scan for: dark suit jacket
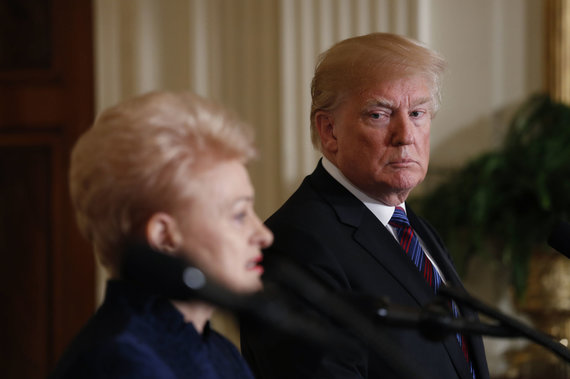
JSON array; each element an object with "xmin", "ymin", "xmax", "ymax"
[{"xmin": 241, "ymin": 161, "xmax": 489, "ymax": 379}]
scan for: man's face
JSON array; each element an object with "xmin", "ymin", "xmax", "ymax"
[{"xmin": 324, "ymin": 75, "xmax": 433, "ymax": 205}]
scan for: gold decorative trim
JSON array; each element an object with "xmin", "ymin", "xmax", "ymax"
[{"xmin": 545, "ymin": 0, "xmax": 570, "ymax": 104}]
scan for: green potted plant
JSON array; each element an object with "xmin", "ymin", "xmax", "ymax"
[{"xmin": 417, "ymin": 94, "xmax": 570, "ymax": 298}]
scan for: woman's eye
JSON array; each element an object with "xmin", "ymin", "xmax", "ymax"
[{"xmin": 234, "ymin": 212, "xmax": 247, "ymax": 223}]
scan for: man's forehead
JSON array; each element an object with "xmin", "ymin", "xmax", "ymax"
[{"xmin": 355, "ymin": 73, "xmax": 428, "ymax": 98}]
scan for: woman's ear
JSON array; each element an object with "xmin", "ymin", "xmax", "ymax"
[
  {"xmin": 314, "ymin": 111, "xmax": 338, "ymax": 154},
  {"xmin": 145, "ymin": 212, "xmax": 183, "ymax": 255}
]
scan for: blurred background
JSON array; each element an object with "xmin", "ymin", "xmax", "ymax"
[{"xmin": 2, "ymin": 0, "xmax": 568, "ymax": 378}]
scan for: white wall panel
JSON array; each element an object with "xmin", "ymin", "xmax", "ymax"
[
  {"xmin": 276, "ymin": 0, "xmax": 417, "ymax": 194},
  {"xmin": 94, "ymin": 0, "xmax": 432, "ymax": 213}
]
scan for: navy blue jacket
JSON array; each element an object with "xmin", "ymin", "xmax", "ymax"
[{"xmin": 52, "ymin": 280, "xmax": 254, "ymax": 379}]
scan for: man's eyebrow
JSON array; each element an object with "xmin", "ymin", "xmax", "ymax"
[
  {"xmin": 364, "ymin": 97, "xmax": 433, "ymax": 109},
  {"xmin": 410, "ymin": 97, "xmax": 433, "ymax": 107},
  {"xmin": 363, "ymin": 96, "xmax": 433, "ymax": 112},
  {"xmin": 364, "ymin": 98, "xmax": 394, "ymax": 108}
]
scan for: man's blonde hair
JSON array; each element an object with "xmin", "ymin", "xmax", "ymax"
[
  {"xmin": 310, "ymin": 33, "xmax": 447, "ymax": 150},
  {"xmin": 69, "ymin": 91, "xmax": 255, "ymax": 274}
]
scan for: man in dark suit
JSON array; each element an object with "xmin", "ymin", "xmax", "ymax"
[{"xmin": 240, "ymin": 33, "xmax": 489, "ymax": 379}]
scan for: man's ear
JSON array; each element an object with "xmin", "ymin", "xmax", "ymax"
[
  {"xmin": 314, "ymin": 111, "xmax": 338, "ymax": 154},
  {"xmin": 145, "ymin": 213, "xmax": 183, "ymax": 255}
]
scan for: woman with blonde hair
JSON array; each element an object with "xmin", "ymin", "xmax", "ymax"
[{"xmin": 51, "ymin": 91, "xmax": 273, "ymax": 378}]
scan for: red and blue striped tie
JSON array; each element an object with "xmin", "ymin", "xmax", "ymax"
[{"xmin": 389, "ymin": 207, "xmax": 475, "ymax": 378}]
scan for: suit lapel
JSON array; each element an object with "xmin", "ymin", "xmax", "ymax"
[
  {"xmin": 356, "ymin": 209, "xmax": 476, "ymax": 379},
  {"xmin": 352, "ymin": 211, "xmax": 436, "ymax": 304},
  {"xmin": 409, "ymin": 207, "xmax": 489, "ymax": 379},
  {"xmin": 308, "ymin": 163, "xmax": 435, "ymax": 305}
]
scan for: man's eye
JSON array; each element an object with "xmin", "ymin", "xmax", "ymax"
[
  {"xmin": 410, "ymin": 110, "xmax": 424, "ymax": 118},
  {"xmin": 370, "ymin": 112, "xmax": 383, "ymax": 119}
]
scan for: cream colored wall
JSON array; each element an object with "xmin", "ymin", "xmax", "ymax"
[
  {"xmin": 94, "ymin": 0, "xmax": 543, "ymax": 209},
  {"xmin": 93, "ymin": 0, "xmax": 542, "ymax": 375},
  {"xmin": 427, "ymin": 0, "xmax": 543, "ymax": 176}
]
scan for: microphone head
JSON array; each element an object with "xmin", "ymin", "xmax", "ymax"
[
  {"xmin": 120, "ymin": 243, "xmax": 245, "ymax": 307},
  {"xmin": 121, "ymin": 243, "xmax": 198, "ymax": 300},
  {"xmin": 547, "ymin": 221, "xmax": 570, "ymax": 259}
]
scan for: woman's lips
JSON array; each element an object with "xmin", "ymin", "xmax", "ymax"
[{"xmin": 246, "ymin": 255, "xmax": 264, "ymax": 273}]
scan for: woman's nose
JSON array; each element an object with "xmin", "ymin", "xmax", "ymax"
[{"xmin": 252, "ymin": 215, "xmax": 273, "ymax": 248}]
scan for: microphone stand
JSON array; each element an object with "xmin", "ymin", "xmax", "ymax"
[
  {"xmin": 361, "ymin": 293, "xmax": 518, "ymax": 339},
  {"xmin": 360, "ymin": 285, "xmax": 570, "ymax": 363},
  {"xmin": 123, "ymin": 244, "xmax": 433, "ymax": 379},
  {"xmin": 438, "ymin": 286, "xmax": 570, "ymax": 363},
  {"xmin": 123, "ymin": 244, "xmax": 570, "ymax": 376},
  {"xmin": 265, "ymin": 255, "xmax": 570, "ymax": 368}
]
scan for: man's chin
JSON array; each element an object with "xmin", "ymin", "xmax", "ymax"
[{"xmin": 384, "ymin": 173, "xmax": 425, "ymax": 191}]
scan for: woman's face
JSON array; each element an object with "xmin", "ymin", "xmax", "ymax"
[{"xmin": 175, "ymin": 159, "xmax": 273, "ymax": 294}]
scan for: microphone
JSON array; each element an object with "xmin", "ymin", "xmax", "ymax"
[
  {"xmin": 438, "ymin": 286, "xmax": 570, "ymax": 363},
  {"xmin": 120, "ymin": 243, "xmax": 362, "ymax": 354},
  {"xmin": 122, "ymin": 244, "xmax": 432, "ymax": 378},
  {"xmin": 344, "ymin": 290, "xmax": 516, "ymax": 340},
  {"xmin": 548, "ymin": 221, "xmax": 570, "ymax": 258},
  {"xmin": 264, "ymin": 251, "xmax": 570, "ymax": 366},
  {"xmin": 121, "ymin": 242, "xmax": 242, "ymax": 307}
]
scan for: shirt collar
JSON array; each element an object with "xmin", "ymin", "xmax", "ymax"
[{"xmin": 321, "ymin": 156, "xmax": 405, "ymax": 226}]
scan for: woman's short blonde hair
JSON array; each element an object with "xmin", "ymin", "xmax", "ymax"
[
  {"xmin": 310, "ymin": 32, "xmax": 447, "ymax": 149},
  {"xmin": 69, "ymin": 91, "xmax": 255, "ymax": 274}
]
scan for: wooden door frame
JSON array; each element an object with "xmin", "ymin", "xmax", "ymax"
[{"xmin": 0, "ymin": 0, "xmax": 95, "ymax": 372}]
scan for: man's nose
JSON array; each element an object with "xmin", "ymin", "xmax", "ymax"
[{"xmin": 390, "ymin": 114, "xmax": 415, "ymax": 146}]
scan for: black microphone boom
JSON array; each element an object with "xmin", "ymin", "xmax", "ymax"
[
  {"xmin": 121, "ymin": 244, "xmax": 432, "ymax": 379},
  {"xmin": 121, "ymin": 243, "xmax": 245, "ymax": 308},
  {"xmin": 438, "ymin": 286, "xmax": 570, "ymax": 363},
  {"xmin": 120, "ymin": 244, "xmax": 362, "ymax": 358},
  {"xmin": 121, "ymin": 242, "xmax": 570, "ymax": 371},
  {"xmin": 548, "ymin": 221, "xmax": 570, "ymax": 258}
]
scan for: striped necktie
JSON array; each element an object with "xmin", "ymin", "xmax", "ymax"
[{"xmin": 389, "ymin": 207, "xmax": 475, "ymax": 378}]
